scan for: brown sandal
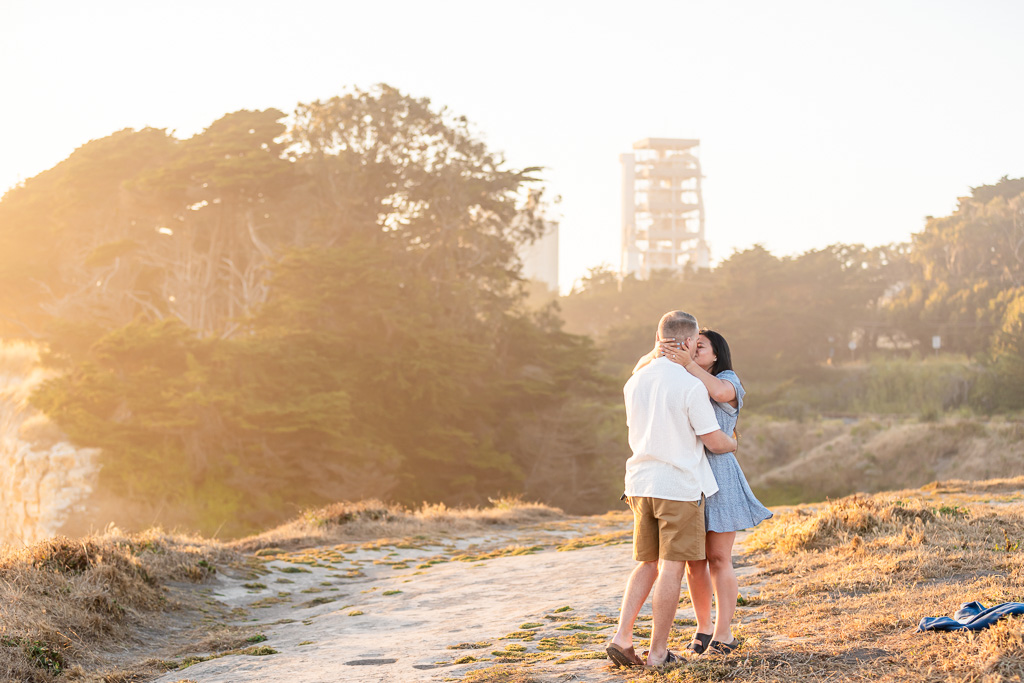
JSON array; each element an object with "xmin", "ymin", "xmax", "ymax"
[{"xmin": 605, "ymin": 642, "xmax": 644, "ymax": 667}]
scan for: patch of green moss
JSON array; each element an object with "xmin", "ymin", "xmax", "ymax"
[
  {"xmin": 250, "ymin": 595, "xmax": 291, "ymax": 609},
  {"xmin": 556, "ymin": 531, "xmax": 631, "ymax": 551},
  {"xmin": 536, "ymin": 633, "xmax": 606, "ymax": 651},
  {"xmin": 447, "ymin": 641, "xmax": 490, "ymax": 650},
  {"xmin": 555, "ymin": 623, "xmax": 608, "ymax": 632},
  {"xmin": 499, "ymin": 631, "xmax": 537, "ymax": 640},
  {"xmin": 452, "ymin": 545, "xmax": 545, "ymax": 562},
  {"xmin": 178, "ymin": 644, "xmax": 278, "ymax": 669},
  {"xmin": 296, "ymin": 596, "xmax": 336, "ymax": 608},
  {"xmin": 554, "ymin": 650, "xmax": 606, "ymax": 664}
]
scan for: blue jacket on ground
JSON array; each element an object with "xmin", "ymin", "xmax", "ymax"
[{"xmin": 918, "ymin": 601, "xmax": 1024, "ymax": 632}]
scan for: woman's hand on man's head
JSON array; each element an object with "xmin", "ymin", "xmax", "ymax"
[{"xmin": 659, "ymin": 339, "xmax": 693, "ymax": 368}]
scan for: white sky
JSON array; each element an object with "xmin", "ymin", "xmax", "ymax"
[{"xmin": 2, "ymin": 0, "xmax": 1023, "ymax": 292}]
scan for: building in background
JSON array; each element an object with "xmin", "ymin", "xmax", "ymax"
[
  {"xmin": 620, "ymin": 138, "xmax": 709, "ymax": 278},
  {"xmin": 519, "ymin": 220, "xmax": 559, "ymax": 293}
]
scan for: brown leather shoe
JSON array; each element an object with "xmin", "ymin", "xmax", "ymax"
[{"xmin": 605, "ymin": 642, "xmax": 644, "ymax": 667}]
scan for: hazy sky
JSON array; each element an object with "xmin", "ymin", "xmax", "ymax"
[{"xmin": 2, "ymin": 0, "xmax": 1023, "ymax": 291}]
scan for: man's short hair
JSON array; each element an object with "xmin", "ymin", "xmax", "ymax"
[{"xmin": 658, "ymin": 311, "xmax": 698, "ymax": 342}]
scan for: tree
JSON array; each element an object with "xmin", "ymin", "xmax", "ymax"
[
  {"xmin": 127, "ymin": 109, "xmax": 297, "ymax": 337},
  {"xmin": 2, "ymin": 86, "xmax": 551, "ymax": 344},
  {"xmin": 0, "ymin": 112, "xmax": 300, "ymax": 342},
  {"xmin": 559, "ymin": 244, "xmax": 893, "ymax": 380},
  {"xmin": 889, "ymin": 177, "xmax": 1024, "ymax": 353},
  {"xmin": 972, "ymin": 287, "xmax": 1024, "ymax": 412},
  {"xmin": 0, "ymin": 128, "xmax": 176, "ymax": 337},
  {"xmin": 289, "ymin": 85, "xmax": 546, "ymax": 328},
  {"xmin": 19, "ymin": 86, "xmax": 614, "ymax": 534}
]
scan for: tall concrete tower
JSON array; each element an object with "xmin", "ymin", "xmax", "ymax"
[{"xmin": 621, "ymin": 138, "xmax": 709, "ymax": 278}]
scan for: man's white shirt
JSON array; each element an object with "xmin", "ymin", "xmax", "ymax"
[{"xmin": 623, "ymin": 356, "xmax": 720, "ymax": 502}]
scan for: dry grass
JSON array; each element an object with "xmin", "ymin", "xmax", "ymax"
[
  {"xmin": 0, "ymin": 527, "xmax": 238, "ymax": 682},
  {"xmin": 231, "ymin": 497, "xmax": 564, "ymax": 553},
  {"xmin": 640, "ymin": 485, "xmax": 1024, "ymax": 682},
  {"xmin": 923, "ymin": 476, "xmax": 1024, "ymax": 495},
  {"xmin": 461, "ymin": 663, "xmax": 544, "ymax": 682},
  {"xmin": 452, "ymin": 482, "xmax": 1024, "ymax": 683},
  {"xmin": 11, "ymin": 484, "xmax": 1022, "ymax": 682},
  {"xmin": 0, "ymin": 496, "xmax": 564, "ymax": 681}
]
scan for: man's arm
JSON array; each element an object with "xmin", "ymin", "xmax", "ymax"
[
  {"xmin": 700, "ymin": 429, "xmax": 737, "ymax": 454},
  {"xmin": 687, "ymin": 383, "xmax": 737, "ymax": 454}
]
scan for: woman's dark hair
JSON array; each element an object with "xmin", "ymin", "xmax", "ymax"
[{"xmin": 700, "ymin": 328, "xmax": 733, "ymax": 376}]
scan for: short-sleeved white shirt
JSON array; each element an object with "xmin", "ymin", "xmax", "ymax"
[{"xmin": 623, "ymin": 357, "xmax": 721, "ymax": 501}]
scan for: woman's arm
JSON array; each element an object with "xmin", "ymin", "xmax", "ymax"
[
  {"xmin": 659, "ymin": 340, "xmax": 737, "ymax": 407},
  {"xmin": 630, "ymin": 342, "xmax": 661, "ymax": 375}
]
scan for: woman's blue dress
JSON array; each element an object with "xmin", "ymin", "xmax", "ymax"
[{"xmin": 705, "ymin": 370, "xmax": 772, "ymax": 532}]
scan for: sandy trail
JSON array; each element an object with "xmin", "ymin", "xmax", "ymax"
[{"xmin": 153, "ymin": 518, "xmax": 761, "ymax": 683}]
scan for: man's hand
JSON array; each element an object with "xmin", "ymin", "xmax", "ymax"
[{"xmin": 700, "ymin": 429, "xmax": 737, "ymax": 454}]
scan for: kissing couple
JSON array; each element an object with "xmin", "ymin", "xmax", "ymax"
[{"xmin": 605, "ymin": 310, "xmax": 772, "ymax": 668}]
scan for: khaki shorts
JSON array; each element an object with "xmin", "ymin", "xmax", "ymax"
[{"xmin": 627, "ymin": 495, "xmax": 706, "ymax": 562}]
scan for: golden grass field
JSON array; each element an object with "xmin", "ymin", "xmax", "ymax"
[
  {"xmin": 1, "ymin": 482, "xmax": 1022, "ymax": 682},
  {"xmin": 463, "ymin": 478, "xmax": 1024, "ymax": 683},
  {"xmin": 636, "ymin": 476, "xmax": 1024, "ymax": 683}
]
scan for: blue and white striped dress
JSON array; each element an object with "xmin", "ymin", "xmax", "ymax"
[{"xmin": 705, "ymin": 370, "xmax": 772, "ymax": 533}]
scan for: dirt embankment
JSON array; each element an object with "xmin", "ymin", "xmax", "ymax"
[{"xmin": 737, "ymin": 415, "xmax": 1024, "ymax": 505}]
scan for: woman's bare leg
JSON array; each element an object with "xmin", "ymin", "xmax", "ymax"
[{"xmin": 706, "ymin": 531, "xmax": 738, "ymax": 643}]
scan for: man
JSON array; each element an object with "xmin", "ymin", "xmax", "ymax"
[{"xmin": 605, "ymin": 311, "xmax": 737, "ymax": 668}]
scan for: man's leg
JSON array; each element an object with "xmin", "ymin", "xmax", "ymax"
[
  {"xmin": 611, "ymin": 496, "xmax": 659, "ymax": 654},
  {"xmin": 610, "ymin": 561, "xmax": 658, "ymax": 649},
  {"xmin": 647, "ymin": 496, "xmax": 706, "ymax": 665},
  {"xmin": 707, "ymin": 531, "xmax": 738, "ymax": 643},
  {"xmin": 685, "ymin": 558, "xmax": 714, "ymax": 641},
  {"xmin": 647, "ymin": 559, "xmax": 685, "ymax": 665}
]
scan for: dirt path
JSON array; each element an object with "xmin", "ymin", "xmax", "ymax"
[{"xmin": 153, "ymin": 518, "xmax": 762, "ymax": 683}]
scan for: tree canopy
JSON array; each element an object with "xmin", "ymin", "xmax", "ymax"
[
  {"xmin": 559, "ymin": 243, "xmax": 901, "ymax": 379},
  {"xmin": 558, "ymin": 179, "xmax": 1022, "ymax": 408},
  {"xmin": 3, "ymin": 86, "xmax": 621, "ymax": 536}
]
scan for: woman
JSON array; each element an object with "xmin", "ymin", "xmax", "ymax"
[{"xmin": 637, "ymin": 329, "xmax": 771, "ymax": 656}]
